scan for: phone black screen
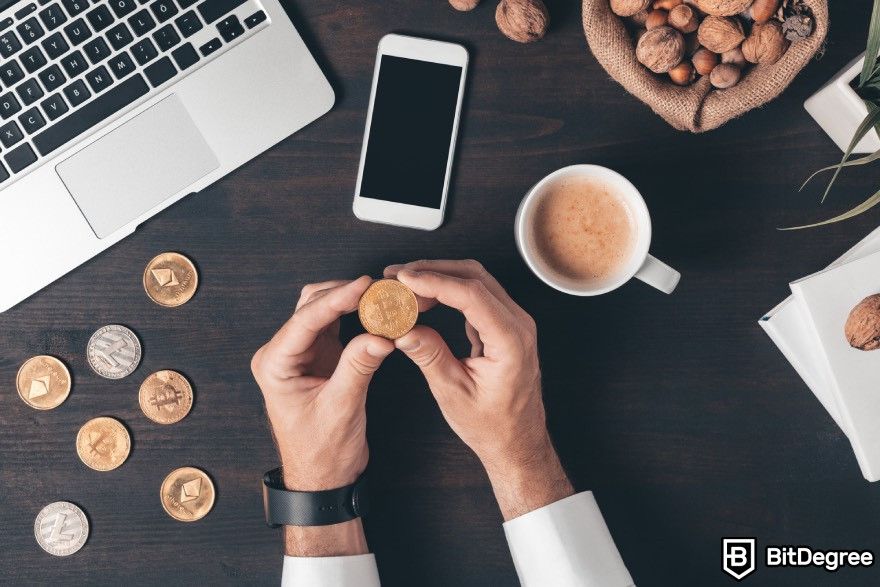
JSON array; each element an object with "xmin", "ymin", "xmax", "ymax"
[{"xmin": 360, "ymin": 55, "xmax": 463, "ymax": 210}]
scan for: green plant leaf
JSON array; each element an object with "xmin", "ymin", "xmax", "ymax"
[
  {"xmin": 782, "ymin": 188, "xmax": 880, "ymax": 230},
  {"xmin": 861, "ymin": 0, "xmax": 880, "ymax": 86}
]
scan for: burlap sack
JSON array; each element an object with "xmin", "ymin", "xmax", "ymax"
[{"xmin": 583, "ymin": 0, "xmax": 829, "ymax": 132}]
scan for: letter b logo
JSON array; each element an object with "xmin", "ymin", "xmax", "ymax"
[{"xmin": 723, "ymin": 538, "xmax": 756, "ymax": 581}]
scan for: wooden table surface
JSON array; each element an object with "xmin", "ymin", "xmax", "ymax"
[{"xmin": 3, "ymin": 1, "xmax": 880, "ymax": 585}]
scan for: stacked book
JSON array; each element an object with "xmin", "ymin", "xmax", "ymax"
[{"xmin": 760, "ymin": 226, "xmax": 880, "ymax": 482}]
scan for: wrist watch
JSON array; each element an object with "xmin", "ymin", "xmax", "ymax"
[{"xmin": 261, "ymin": 467, "xmax": 369, "ymax": 527}]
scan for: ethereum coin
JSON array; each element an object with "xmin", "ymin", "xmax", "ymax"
[
  {"xmin": 160, "ymin": 467, "xmax": 215, "ymax": 522},
  {"xmin": 76, "ymin": 417, "xmax": 131, "ymax": 471},
  {"xmin": 86, "ymin": 325, "xmax": 142, "ymax": 379},
  {"xmin": 34, "ymin": 501, "xmax": 89, "ymax": 556},
  {"xmin": 138, "ymin": 370, "xmax": 193, "ymax": 425},
  {"xmin": 358, "ymin": 279, "xmax": 419, "ymax": 339},
  {"xmin": 16, "ymin": 355, "xmax": 71, "ymax": 410},
  {"xmin": 143, "ymin": 252, "xmax": 199, "ymax": 308}
]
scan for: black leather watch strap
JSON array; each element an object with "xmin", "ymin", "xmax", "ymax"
[{"xmin": 262, "ymin": 467, "xmax": 369, "ymax": 528}]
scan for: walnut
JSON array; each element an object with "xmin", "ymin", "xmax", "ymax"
[
  {"xmin": 636, "ymin": 25, "xmax": 685, "ymax": 73},
  {"xmin": 611, "ymin": 0, "xmax": 651, "ymax": 17},
  {"xmin": 629, "ymin": 8, "xmax": 651, "ymax": 26},
  {"xmin": 845, "ymin": 294, "xmax": 880, "ymax": 351},
  {"xmin": 697, "ymin": 16, "xmax": 745, "ymax": 53},
  {"xmin": 496, "ymin": 0, "xmax": 549, "ymax": 43},
  {"xmin": 742, "ymin": 20, "xmax": 788, "ymax": 64},
  {"xmin": 692, "ymin": 0, "xmax": 754, "ymax": 16},
  {"xmin": 450, "ymin": 0, "xmax": 480, "ymax": 10}
]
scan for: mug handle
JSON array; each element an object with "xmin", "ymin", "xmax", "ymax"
[{"xmin": 635, "ymin": 254, "xmax": 680, "ymax": 294}]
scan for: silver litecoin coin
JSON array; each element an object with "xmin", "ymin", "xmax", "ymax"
[
  {"xmin": 87, "ymin": 324, "xmax": 143, "ymax": 379},
  {"xmin": 34, "ymin": 501, "xmax": 89, "ymax": 556}
]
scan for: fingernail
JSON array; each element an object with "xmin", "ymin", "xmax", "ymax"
[
  {"xmin": 366, "ymin": 341, "xmax": 391, "ymax": 358},
  {"xmin": 396, "ymin": 334, "xmax": 420, "ymax": 352},
  {"xmin": 398, "ymin": 269, "xmax": 419, "ymax": 279}
]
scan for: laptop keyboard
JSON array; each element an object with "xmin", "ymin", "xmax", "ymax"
[{"xmin": 0, "ymin": 0, "xmax": 269, "ymax": 181}]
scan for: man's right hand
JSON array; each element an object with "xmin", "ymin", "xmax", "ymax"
[{"xmin": 384, "ymin": 260, "xmax": 574, "ymax": 521}]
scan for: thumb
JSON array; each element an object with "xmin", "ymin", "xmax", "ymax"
[
  {"xmin": 395, "ymin": 326, "xmax": 469, "ymax": 395},
  {"xmin": 327, "ymin": 334, "xmax": 395, "ymax": 399}
]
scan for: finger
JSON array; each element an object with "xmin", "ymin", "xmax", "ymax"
[
  {"xmin": 326, "ymin": 333, "xmax": 395, "ymax": 400},
  {"xmin": 383, "ymin": 266, "xmax": 438, "ymax": 313},
  {"xmin": 268, "ymin": 276, "xmax": 372, "ymax": 359},
  {"xmin": 396, "ymin": 270, "xmax": 513, "ymax": 353},
  {"xmin": 296, "ymin": 280, "xmax": 351, "ymax": 310},
  {"xmin": 395, "ymin": 326, "xmax": 472, "ymax": 400}
]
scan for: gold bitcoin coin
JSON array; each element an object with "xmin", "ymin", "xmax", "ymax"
[
  {"xmin": 143, "ymin": 252, "xmax": 199, "ymax": 307},
  {"xmin": 139, "ymin": 370, "xmax": 193, "ymax": 425},
  {"xmin": 160, "ymin": 467, "xmax": 215, "ymax": 522},
  {"xmin": 76, "ymin": 417, "xmax": 130, "ymax": 472},
  {"xmin": 16, "ymin": 355, "xmax": 71, "ymax": 410},
  {"xmin": 358, "ymin": 279, "xmax": 419, "ymax": 339}
]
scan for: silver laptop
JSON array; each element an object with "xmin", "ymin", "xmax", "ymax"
[{"xmin": 0, "ymin": 0, "xmax": 333, "ymax": 312}]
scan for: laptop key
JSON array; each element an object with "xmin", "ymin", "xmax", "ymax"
[
  {"xmin": 0, "ymin": 18, "xmax": 12, "ymax": 32},
  {"xmin": 0, "ymin": 92, "xmax": 21, "ymax": 118},
  {"xmin": 83, "ymin": 36, "xmax": 109, "ymax": 62},
  {"xmin": 40, "ymin": 92, "xmax": 68, "ymax": 120},
  {"xmin": 198, "ymin": 36, "xmax": 219, "ymax": 56},
  {"xmin": 17, "ymin": 18, "xmax": 44, "ymax": 44},
  {"xmin": 16, "ymin": 78, "xmax": 44, "ymax": 105},
  {"xmin": 34, "ymin": 73, "xmax": 148, "ymax": 155},
  {"xmin": 152, "ymin": 23, "xmax": 178, "ymax": 50},
  {"xmin": 143, "ymin": 55, "xmax": 174, "ymax": 86},
  {"xmin": 62, "ymin": 78, "xmax": 89, "ymax": 106},
  {"xmin": 0, "ymin": 31, "xmax": 21, "ymax": 57},
  {"xmin": 0, "ymin": 62, "xmax": 24, "ymax": 87},
  {"xmin": 196, "ymin": 0, "xmax": 244, "ymax": 24},
  {"xmin": 38, "ymin": 64, "xmax": 66, "ymax": 91},
  {"xmin": 15, "ymin": 4, "xmax": 38, "ymax": 20},
  {"xmin": 60, "ymin": 49, "xmax": 87, "ymax": 76},
  {"xmin": 86, "ymin": 5, "xmax": 114, "ymax": 32},
  {"xmin": 174, "ymin": 10, "xmax": 201, "ymax": 37},
  {"xmin": 20, "ymin": 46, "xmax": 47, "ymax": 73},
  {"xmin": 107, "ymin": 51, "xmax": 134, "ymax": 79},
  {"xmin": 130, "ymin": 37, "xmax": 156, "ymax": 64},
  {"xmin": 128, "ymin": 9, "xmax": 155, "ymax": 35},
  {"xmin": 19, "ymin": 106, "xmax": 45, "ymax": 133},
  {"xmin": 85, "ymin": 64, "xmax": 112, "ymax": 92},
  {"xmin": 171, "ymin": 42, "xmax": 197, "ymax": 70},
  {"xmin": 109, "ymin": 0, "xmax": 137, "ymax": 18},
  {"xmin": 63, "ymin": 18, "xmax": 91, "ymax": 45},
  {"xmin": 0, "ymin": 163, "xmax": 8, "ymax": 182},
  {"xmin": 41, "ymin": 31, "xmax": 69, "ymax": 58},
  {"xmin": 149, "ymin": 0, "xmax": 177, "ymax": 22},
  {"xmin": 178, "ymin": 0, "xmax": 197, "ymax": 8},
  {"xmin": 38, "ymin": 3, "xmax": 67, "ymax": 30},
  {"xmin": 216, "ymin": 15, "xmax": 242, "ymax": 43},
  {"xmin": 60, "ymin": 0, "xmax": 88, "ymax": 17},
  {"xmin": 5, "ymin": 142, "xmax": 37, "ymax": 172},
  {"xmin": 0, "ymin": 120, "xmax": 23, "ymax": 146},
  {"xmin": 106, "ymin": 21, "xmax": 132, "ymax": 50},
  {"xmin": 243, "ymin": 10, "xmax": 264, "ymax": 28}
]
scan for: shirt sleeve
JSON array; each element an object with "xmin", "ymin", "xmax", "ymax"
[
  {"xmin": 281, "ymin": 554, "xmax": 381, "ymax": 587},
  {"xmin": 503, "ymin": 491, "xmax": 634, "ymax": 587}
]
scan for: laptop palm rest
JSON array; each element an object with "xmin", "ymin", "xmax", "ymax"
[{"xmin": 56, "ymin": 94, "xmax": 220, "ymax": 239}]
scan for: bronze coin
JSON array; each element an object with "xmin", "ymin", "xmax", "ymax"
[
  {"xmin": 358, "ymin": 279, "xmax": 418, "ymax": 339},
  {"xmin": 16, "ymin": 355, "xmax": 71, "ymax": 410},
  {"xmin": 76, "ymin": 417, "xmax": 130, "ymax": 472},
  {"xmin": 143, "ymin": 252, "xmax": 199, "ymax": 307},
  {"xmin": 160, "ymin": 467, "xmax": 215, "ymax": 522},
  {"xmin": 139, "ymin": 370, "xmax": 194, "ymax": 425}
]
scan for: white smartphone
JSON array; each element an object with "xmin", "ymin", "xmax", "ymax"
[{"xmin": 353, "ymin": 34, "xmax": 469, "ymax": 230}]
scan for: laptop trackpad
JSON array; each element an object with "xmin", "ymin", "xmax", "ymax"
[{"xmin": 56, "ymin": 95, "xmax": 219, "ymax": 239}]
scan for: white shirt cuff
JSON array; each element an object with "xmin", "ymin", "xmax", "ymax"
[
  {"xmin": 503, "ymin": 491, "xmax": 634, "ymax": 587},
  {"xmin": 281, "ymin": 553, "xmax": 380, "ymax": 587}
]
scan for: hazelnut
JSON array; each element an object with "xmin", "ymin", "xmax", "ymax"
[
  {"xmin": 697, "ymin": 15, "xmax": 745, "ymax": 53},
  {"xmin": 669, "ymin": 61, "xmax": 696, "ymax": 84},
  {"xmin": 646, "ymin": 9, "xmax": 669, "ymax": 29},
  {"xmin": 652, "ymin": 0, "xmax": 682, "ymax": 9},
  {"xmin": 721, "ymin": 46, "xmax": 747, "ymax": 67},
  {"xmin": 749, "ymin": 0, "xmax": 780, "ymax": 23},
  {"xmin": 449, "ymin": 0, "xmax": 480, "ymax": 10},
  {"xmin": 845, "ymin": 294, "xmax": 880, "ymax": 351},
  {"xmin": 611, "ymin": 0, "xmax": 651, "ymax": 17},
  {"xmin": 636, "ymin": 25, "xmax": 686, "ymax": 73},
  {"xmin": 692, "ymin": 0, "xmax": 754, "ymax": 16},
  {"xmin": 742, "ymin": 20, "xmax": 788, "ymax": 64},
  {"xmin": 668, "ymin": 4, "xmax": 699, "ymax": 33},
  {"xmin": 709, "ymin": 62, "xmax": 741, "ymax": 88},
  {"xmin": 629, "ymin": 8, "xmax": 651, "ymax": 26},
  {"xmin": 496, "ymin": 0, "xmax": 549, "ymax": 43},
  {"xmin": 692, "ymin": 47, "xmax": 719, "ymax": 75}
]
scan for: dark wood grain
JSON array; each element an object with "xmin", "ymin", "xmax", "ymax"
[{"xmin": 3, "ymin": 1, "xmax": 880, "ymax": 585}]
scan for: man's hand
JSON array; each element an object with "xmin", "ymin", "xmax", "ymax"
[
  {"xmin": 251, "ymin": 276, "xmax": 394, "ymax": 556},
  {"xmin": 385, "ymin": 260, "xmax": 574, "ymax": 521}
]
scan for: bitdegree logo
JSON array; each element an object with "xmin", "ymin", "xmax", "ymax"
[{"xmin": 766, "ymin": 546, "xmax": 874, "ymax": 572}]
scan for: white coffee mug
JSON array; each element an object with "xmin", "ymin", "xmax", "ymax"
[{"xmin": 515, "ymin": 165, "xmax": 680, "ymax": 296}]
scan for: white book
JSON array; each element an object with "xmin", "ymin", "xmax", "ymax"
[{"xmin": 792, "ymin": 250, "xmax": 880, "ymax": 482}]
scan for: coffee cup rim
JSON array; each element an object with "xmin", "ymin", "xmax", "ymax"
[{"xmin": 515, "ymin": 164, "xmax": 653, "ymax": 296}]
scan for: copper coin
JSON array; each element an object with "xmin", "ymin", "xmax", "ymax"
[
  {"xmin": 16, "ymin": 355, "xmax": 71, "ymax": 410},
  {"xmin": 160, "ymin": 467, "xmax": 215, "ymax": 522},
  {"xmin": 358, "ymin": 279, "xmax": 418, "ymax": 339},
  {"xmin": 143, "ymin": 252, "xmax": 199, "ymax": 308},
  {"xmin": 139, "ymin": 370, "xmax": 193, "ymax": 425},
  {"xmin": 76, "ymin": 417, "xmax": 130, "ymax": 471}
]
